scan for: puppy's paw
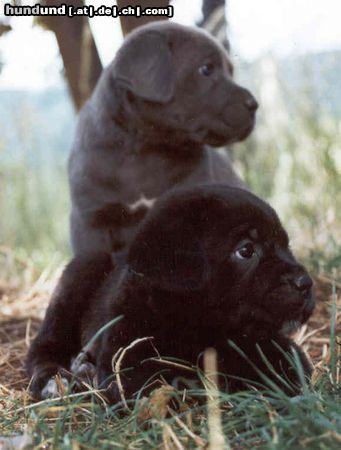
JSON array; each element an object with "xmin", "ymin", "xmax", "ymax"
[
  {"xmin": 100, "ymin": 382, "xmax": 121, "ymax": 404},
  {"xmin": 41, "ymin": 376, "xmax": 70, "ymax": 399},
  {"xmin": 72, "ymin": 361, "xmax": 97, "ymax": 383},
  {"xmin": 29, "ymin": 366, "xmax": 70, "ymax": 400}
]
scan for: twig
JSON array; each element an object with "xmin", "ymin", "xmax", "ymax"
[
  {"xmin": 162, "ymin": 423, "xmax": 185, "ymax": 450},
  {"xmin": 298, "ymin": 324, "xmax": 330, "ymax": 345},
  {"xmin": 77, "ymin": 381, "xmax": 108, "ymax": 407},
  {"xmin": 113, "ymin": 336, "xmax": 154, "ymax": 412},
  {"xmin": 301, "ymin": 431, "xmax": 341, "ymax": 445},
  {"xmin": 204, "ymin": 348, "xmax": 227, "ymax": 450},
  {"xmin": 25, "ymin": 318, "xmax": 32, "ymax": 348},
  {"xmin": 148, "ymin": 357, "xmax": 197, "ymax": 373},
  {"xmin": 309, "ymin": 337, "xmax": 332, "ymax": 344},
  {"xmin": 14, "ymin": 388, "xmax": 105, "ymax": 414},
  {"xmin": 168, "ymin": 407, "xmax": 206, "ymax": 448}
]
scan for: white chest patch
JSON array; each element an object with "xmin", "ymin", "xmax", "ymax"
[{"xmin": 128, "ymin": 195, "xmax": 156, "ymax": 211}]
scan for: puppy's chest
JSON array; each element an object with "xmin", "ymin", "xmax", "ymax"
[
  {"xmin": 119, "ymin": 151, "xmax": 202, "ymax": 199},
  {"xmin": 153, "ymin": 325, "xmax": 222, "ymax": 360}
]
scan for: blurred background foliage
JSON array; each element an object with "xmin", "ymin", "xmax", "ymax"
[
  {"xmin": 0, "ymin": 88, "xmax": 73, "ymax": 271},
  {"xmin": 232, "ymin": 53, "xmax": 341, "ymax": 276}
]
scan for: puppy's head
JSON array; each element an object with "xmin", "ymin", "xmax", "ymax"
[
  {"xmin": 127, "ymin": 185, "xmax": 314, "ymax": 337},
  {"xmin": 111, "ymin": 22, "xmax": 257, "ymax": 147}
]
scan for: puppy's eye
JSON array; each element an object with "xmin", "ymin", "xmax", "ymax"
[
  {"xmin": 199, "ymin": 63, "xmax": 214, "ymax": 76},
  {"xmin": 235, "ymin": 242, "xmax": 255, "ymax": 260}
]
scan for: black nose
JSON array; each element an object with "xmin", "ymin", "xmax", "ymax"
[
  {"xmin": 244, "ymin": 96, "xmax": 259, "ymax": 112},
  {"xmin": 293, "ymin": 274, "xmax": 313, "ymax": 292}
]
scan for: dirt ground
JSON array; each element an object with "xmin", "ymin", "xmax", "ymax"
[{"xmin": 0, "ymin": 272, "xmax": 340, "ymax": 398}]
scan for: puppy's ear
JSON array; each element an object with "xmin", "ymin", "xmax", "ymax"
[
  {"xmin": 114, "ymin": 31, "xmax": 175, "ymax": 103},
  {"xmin": 128, "ymin": 217, "xmax": 208, "ymax": 293}
]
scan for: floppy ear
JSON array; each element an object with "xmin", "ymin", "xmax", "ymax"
[
  {"xmin": 114, "ymin": 31, "xmax": 175, "ymax": 103},
  {"xmin": 128, "ymin": 217, "xmax": 209, "ymax": 293}
]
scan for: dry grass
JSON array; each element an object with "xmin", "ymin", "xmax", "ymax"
[{"xmin": 0, "ymin": 250, "xmax": 63, "ymax": 396}]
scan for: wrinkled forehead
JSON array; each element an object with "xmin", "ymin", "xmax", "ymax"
[
  {"xmin": 157, "ymin": 23, "xmax": 231, "ymax": 68},
  {"xmin": 176, "ymin": 29, "xmax": 229, "ymax": 62},
  {"xmin": 170, "ymin": 187, "xmax": 289, "ymax": 246},
  {"xmin": 157, "ymin": 186, "xmax": 284, "ymax": 234},
  {"xmin": 213, "ymin": 200, "xmax": 289, "ymax": 247},
  {"xmin": 125, "ymin": 22, "xmax": 232, "ymax": 72}
]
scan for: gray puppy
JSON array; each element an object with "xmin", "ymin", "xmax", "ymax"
[{"xmin": 68, "ymin": 21, "xmax": 258, "ymax": 255}]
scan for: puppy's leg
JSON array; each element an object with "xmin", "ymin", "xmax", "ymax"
[
  {"xmin": 94, "ymin": 202, "xmax": 150, "ymax": 251},
  {"xmin": 256, "ymin": 336, "xmax": 313, "ymax": 395},
  {"xmin": 72, "ymin": 202, "xmax": 149, "ymax": 254},
  {"xmin": 97, "ymin": 323, "xmax": 161, "ymax": 402},
  {"xmin": 284, "ymin": 339, "xmax": 313, "ymax": 387},
  {"xmin": 27, "ymin": 253, "xmax": 113, "ymax": 399},
  {"xmin": 70, "ymin": 210, "xmax": 113, "ymax": 255},
  {"xmin": 224, "ymin": 335, "xmax": 313, "ymax": 396}
]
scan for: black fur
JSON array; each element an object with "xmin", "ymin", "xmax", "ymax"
[
  {"xmin": 27, "ymin": 185, "xmax": 314, "ymax": 400},
  {"xmin": 68, "ymin": 21, "xmax": 258, "ymax": 255}
]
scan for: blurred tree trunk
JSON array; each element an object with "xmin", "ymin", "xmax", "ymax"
[
  {"xmin": 117, "ymin": 0, "xmax": 170, "ymax": 36},
  {"xmin": 40, "ymin": 0, "xmax": 103, "ymax": 110},
  {"xmin": 0, "ymin": 21, "xmax": 11, "ymax": 74},
  {"xmin": 199, "ymin": 0, "xmax": 229, "ymax": 50},
  {"xmin": 0, "ymin": 22, "xmax": 11, "ymax": 37}
]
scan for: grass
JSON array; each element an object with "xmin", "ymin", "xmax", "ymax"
[
  {"xmin": 2, "ymin": 382, "xmax": 340, "ymax": 449},
  {"xmin": 0, "ymin": 161, "xmax": 70, "ymax": 274}
]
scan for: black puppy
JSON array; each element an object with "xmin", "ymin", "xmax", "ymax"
[
  {"xmin": 27, "ymin": 185, "xmax": 314, "ymax": 400},
  {"xmin": 68, "ymin": 21, "xmax": 258, "ymax": 255}
]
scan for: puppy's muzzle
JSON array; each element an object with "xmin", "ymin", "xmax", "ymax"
[
  {"xmin": 222, "ymin": 87, "xmax": 258, "ymax": 130},
  {"xmin": 229, "ymin": 87, "xmax": 258, "ymax": 115},
  {"xmin": 281, "ymin": 270, "xmax": 314, "ymax": 323},
  {"xmin": 244, "ymin": 96, "xmax": 259, "ymax": 114},
  {"xmin": 282, "ymin": 271, "xmax": 313, "ymax": 297}
]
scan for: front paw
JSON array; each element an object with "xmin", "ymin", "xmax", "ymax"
[
  {"xmin": 41, "ymin": 376, "xmax": 70, "ymax": 399},
  {"xmin": 29, "ymin": 367, "xmax": 70, "ymax": 400}
]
